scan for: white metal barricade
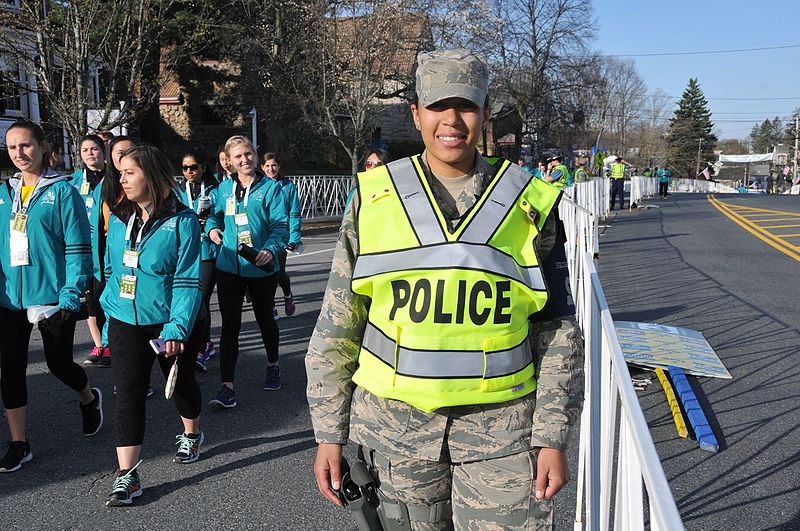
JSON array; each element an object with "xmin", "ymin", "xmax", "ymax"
[
  {"xmin": 560, "ymin": 181, "xmax": 684, "ymax": 530},
  {"xmin": 290, "ymin": 174, "xmax": 352, "ymax": 220}
]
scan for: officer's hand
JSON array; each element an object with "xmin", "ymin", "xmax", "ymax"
[
  {"xmin": 313, "ymin": 442, "xmax": 344, "ymax": 506},
  {"xmin": 209, "ymin": 228, "xmax": 224, "ymax": 245},
  {"xmin": 535, "ymin": 447, "xmax": 569, "ymax": 500},
  {"xmin": 254, "ymin": 250, "xmax": 273, "ymax": 266}
]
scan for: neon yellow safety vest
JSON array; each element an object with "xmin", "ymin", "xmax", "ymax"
[
  {"xmin": 351, "ymin": 155, "xmax": 562, "ymax": 412},
  {"xmin": 550, "ymin": 164, "xmax": 571, "ymax": 187},
  {"xmin": 611, "ymin": 163, "xmax": 625, "ymax": 179}
]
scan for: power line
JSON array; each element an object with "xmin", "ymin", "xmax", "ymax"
[{"xmin": 604, "ymin": 43, "xmax": 800, "ymax": 58}]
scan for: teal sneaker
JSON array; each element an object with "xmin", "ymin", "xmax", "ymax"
[
  {"xmin": 174, "ymin": 431, "xmax": 204, "ymax": 464},
  {"xmin": 106, "ymin": 461, "xmax": 143, "ymax": 507}
]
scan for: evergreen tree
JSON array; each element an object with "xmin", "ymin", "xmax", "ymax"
[
  {"xmin": 666, "ymin": 78, "xmax": 717, "ymax": 178},
  {"xmin": 749, "ymin": 117, "xmax": 785, "ymax": 153}
]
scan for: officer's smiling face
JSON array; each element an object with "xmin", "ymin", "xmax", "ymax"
[{"xmin": 411, "ymin": 97, "xmax": 490, "ymax": 178}]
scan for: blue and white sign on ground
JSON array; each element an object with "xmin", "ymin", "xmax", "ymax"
[{"xmin": 615, "ymin": 321, "xmax": 732, "ymax": 379}]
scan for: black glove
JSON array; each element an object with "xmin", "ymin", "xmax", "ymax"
[{"xmin": 286, "ymin": 243, "xmax": 297, "ymax": 252}]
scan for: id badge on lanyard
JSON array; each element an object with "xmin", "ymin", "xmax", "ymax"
[
  {"xmin": 9, "ymin": 222, "xmax": 29, "ymax": 267},
  {"xmin": 231, "ymin": 183, "xmax": 253, "ymax": 245},
  {"xmin": 80, "ymin": 179, "xmax": 90, "ymax": 196},
  {"xmin": 120, "ymin": 215, "xmax": 145, "ymax": 299}
]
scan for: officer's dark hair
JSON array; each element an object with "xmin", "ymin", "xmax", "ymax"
[
  {"xmin": 112, "ymin": 145, "xmax": 179, "ymax": 220},
  {"xmin": 102, "ymin": 135, "xmax": 142, "ymax": 209},
  {"xmin": 7, "ymin": 120, "xmax": 50, "ymax": 170},
  {"xmin": 78, "ymin": 134, "xmax": 105, "ymax": 167}
]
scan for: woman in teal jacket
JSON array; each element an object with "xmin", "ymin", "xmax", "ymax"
[
  {"xmin": 71, "ymin": 134, "xmax": 111, "ymax": 365},
  {"xmin": 206, "ymin": 135, "xmax": 288, "ymax": 407},
  {"xmin": 176, "ymin": 147, "xmax": 220, "ymax": 370},
  {"xmin": 101, "ymin": 145, "xmax": 205, "ymax": 506},
  {"xmin": 0, "ymin": 121, "xmax": 103, "ymax": 473},
  {"xmin": 260, "ymin": 152, "xmax": 301, "ymax": 318}
]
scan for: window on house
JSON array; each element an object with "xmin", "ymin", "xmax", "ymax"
[{"xmin": 0, "ymin": 57, "xmax": 24, "ymax": 116}]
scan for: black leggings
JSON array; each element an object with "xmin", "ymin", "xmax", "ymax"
[
  {"xmin": 201, "ymin": 260, "xmax": 217, "ymax": 344},
  {"xmin": 108, "ymin": 317, "xmax": 204, "ymax": 447},
  {"xmin": 216, "ymin": 270, "xmax": 279, "ymax": 383},
  {"xmin": 277, "ymin": 250, "xmax": 291, "ymax": 297},
  {"xmin": 0, "ymin": 308, "xmax": 88, "ymax": 410}
]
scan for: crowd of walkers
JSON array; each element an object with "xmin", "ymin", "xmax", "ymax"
[{"xmin": 0, "ymin": 121, "xmax": 301, "ymax": 507}]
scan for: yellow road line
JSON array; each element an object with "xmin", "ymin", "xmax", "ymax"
[
  {"xmin": 707, "ymin": 195, "xmax": 800, "ymax": 262},
  {"xmin": 655, "ymin": 368, "xmax": 688, "ymax": 438},
  {"xmin": 779, "ymin": 233, "xmax": 800, "ymax": 237},
  {"xmin": 762, "ymin": 224, "xmax": 800, "ymax": 229},
  {"xmin": 747, "ymin": 217, "xmax": 800, "ymax": 223}
]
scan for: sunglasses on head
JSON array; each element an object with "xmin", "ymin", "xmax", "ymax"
[{"xmin": 182, "ymin": 164, "xmax": 200, "ymax": 171}]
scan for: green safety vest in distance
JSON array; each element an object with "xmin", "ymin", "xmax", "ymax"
[
  {"xmin": 551, "ymin": 164, "xmax": 571, "ymax": 187},
  {"xmin": 611, "ymin": 163, "xmax": 625, "ymax": 179},
  {"xmin": 351, "ymin": 156, "xmax": 561, "ymax": 412}
]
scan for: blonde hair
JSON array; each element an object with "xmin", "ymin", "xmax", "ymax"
[{"xmin": 224, "ymin": 135, "xmax": 255, "ymax": 156}]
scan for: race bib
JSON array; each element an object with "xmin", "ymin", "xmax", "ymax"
[
  {"xmin": 119, "ymin": 274, "xmax": 137, "ymax": 299},
  {"xmin": 10, "ymin": 227, "xmax": 29, "ymax": 267},
  {"xmin": 123, "ymin": 249, "xmax": 139, "ymax": 269}
]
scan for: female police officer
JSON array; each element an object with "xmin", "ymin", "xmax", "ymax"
[{"xmin": 306, "ymin": 49, "xmax": 584, "ymax": 529}]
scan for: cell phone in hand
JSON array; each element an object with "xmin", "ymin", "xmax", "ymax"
[{"xmin": 149, "ymin": 338, "xmax": 167, "ymax": 355}]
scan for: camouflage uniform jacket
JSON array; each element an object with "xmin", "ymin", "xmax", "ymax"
[{"xmin": 306, "ymin": 153, "xmax": 585, "ymax": 463}]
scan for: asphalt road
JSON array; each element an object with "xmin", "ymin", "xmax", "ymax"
[{"xmin": 597, "ymin": 193, "xmax": 800, "ymax": 531}]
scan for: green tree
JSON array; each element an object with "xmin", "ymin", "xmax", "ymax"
[
  {"xmin": 666, "ymin": 78, "xmax": 717, "ymax": 178},
  {"xmin": 749, "ymin": 116, "xmax": 784, "ymax": 153}
]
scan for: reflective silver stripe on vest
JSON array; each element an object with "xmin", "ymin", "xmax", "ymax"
[
  {"xmin": 460, "ymin": 162, "xmax": 531, "ymax": 244},
  {"xmin": 353, "ymin": 242, "xmax": 546, "ymax": 291},
  {"xmin": 386, "ymin": 157, "xmax": 446, "ymax": 245},
  {"xmin": 363, "ymin": 322, "xmax": 532, "ymax": 379}
]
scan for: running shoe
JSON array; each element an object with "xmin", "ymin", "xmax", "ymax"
[
  {"xmin": 0, "ymin": 441, "xmax": 32, "ymax": 473},
  {"xmin": 284, "ymin": 294, "xmax": 296, "ymax": 316},
  {"xmin": 98, "ymin": 348, "xmax": 111, "ymax": 368},
  {"xmin": 205, "ymin": 340, "xmax": 216, "ymax": 359},
  {"xmin": 84, "ymin": 346, "xmax": 103, "ymax": 364},
  {"xmin": 273, "ymin": 307, "xmax": 280, "ymax": 321},
  {"xmin": 106, "ymin": 463, "xmax": 143, "ymax": 507},
  {"xmin": 174, "ymin": 431, "xmax": 205, "ymax": 464},
  {"xmin": 196, "ymin": 349, "xmax": 209, "ymax": 372},
  {"xmin": 264, "ymin": 365, "xmax": 281, "ymax": 391},
  {"xmin": 209, "ymin": 385, "xmax": 237, "ymax": 408},
  {"xmin": 80, "ymin": 387, "xmax": 104, "ymax": 436}
]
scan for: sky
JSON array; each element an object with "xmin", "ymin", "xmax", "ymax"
[{"xmin": 594, "ymin": 0, "xmax": 800, "ymax": 141}]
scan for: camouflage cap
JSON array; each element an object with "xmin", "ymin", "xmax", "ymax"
[{"xmin": 415, "ymin": 48, "xmax": 489, "ymax": 107}]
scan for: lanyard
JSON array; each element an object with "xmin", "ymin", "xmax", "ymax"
[
  {"xmin": 185, "ymin": 181, "xmax": 206, "ymax": 209},
  {"xmin": 11, "ymin": 172, "xmax": 48, "ymax": 215},
  {"xmin": 234, "ymin": 179, "xmax": 253, "ymax": 208},
  {"xmin": 125, "ymin": 214, "xmax": 147, "ymax": 251}
]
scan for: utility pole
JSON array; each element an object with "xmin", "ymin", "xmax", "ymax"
[{"xmin": 694, "ymin": 138, "xmax": 703, "ymax": 178}]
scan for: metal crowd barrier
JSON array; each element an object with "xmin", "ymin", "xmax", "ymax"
[
  {"xmin": 560, "ymin": 181, "xmax": 684, "ymax": 530},
  {"xmin": 290, "ymin": 174, "xmax": 352, "ymax": 221}
]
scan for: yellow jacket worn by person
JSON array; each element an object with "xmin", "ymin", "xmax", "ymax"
[{"xmin": 351, "ymin": 156, "xmax": 561, "ymax": 412}]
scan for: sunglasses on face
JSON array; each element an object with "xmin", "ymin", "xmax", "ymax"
[
  {"xmin": 182, "ymin": 164, "xmax": 200, "ymax": 171},
  {"xmin": 365, "ymin": 160, "xmax": 382, "ymax": 168}
]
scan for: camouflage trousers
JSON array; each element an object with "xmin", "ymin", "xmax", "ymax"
[{"xmin": 366, "ymin": 446, "xmax": 554, "ymax": 530}]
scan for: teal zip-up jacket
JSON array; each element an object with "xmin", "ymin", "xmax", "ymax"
[
  {"xmin": 176, "ymin": 179, "xmax": 220, "ymax": 262},
  {"xmin": 101, "ymin": 194, "xmax": 202, "ymax": 342},
  {"xmin": 71, "ymin": 168, "xmax": 107, "ymax": 281},
  {"xmin": 272, "ymin": 176, "xmax": 302, "ymax": 246},
  {"xmin": 205, "ymin": 174, "xmax": 289, "ymax": 278},
  {"xmin": 0, "ymin": 171, "xmax": 92, "ymax": 312}
]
